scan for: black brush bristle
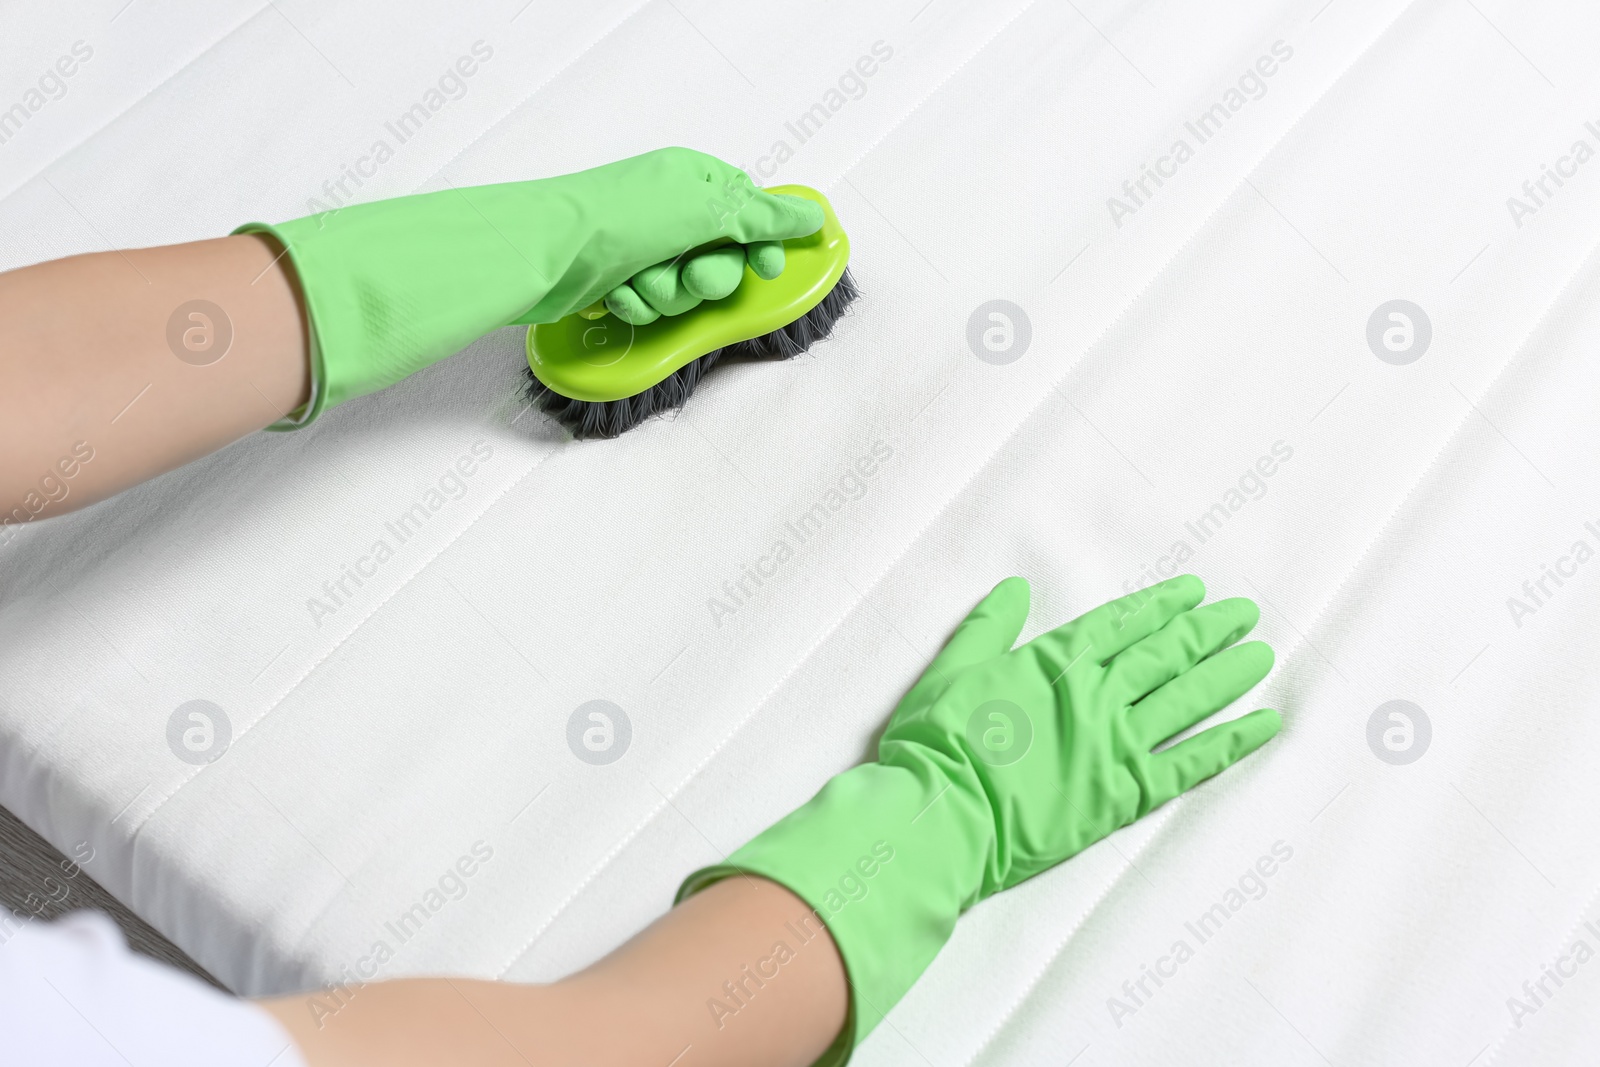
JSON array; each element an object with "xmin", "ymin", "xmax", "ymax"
[{"xmin": 524, "ymin": 267, "xmax": 858, "ymax": 439}]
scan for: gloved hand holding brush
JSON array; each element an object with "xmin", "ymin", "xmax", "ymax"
[
  {"xmin": 1, "ymin": 147, "xmax": 840, "ymax": 522},
  {"xmin": 523, "ymin": 179, "xmax": 856, "ymax": 437},
  {"xmin": 601, "ymin": 232, "xmax": 793, "ymax": 325},
  {"xmin": 238, "ymin": 146, "xmax": 826, "ymax": 426},
  {"xmin": 678, "ymin": 574, "xmax": 1280, "ymax": 1065}
]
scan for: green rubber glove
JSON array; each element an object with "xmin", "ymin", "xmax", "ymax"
[
  {"xmin": 234, "ymin": 147, "xmax": 824, "ymax": 426},
  {"xmin": 678, "ymin": 575, "xmax": 1279, "ymax": 1065},
  {"xmin": 605, "ymin": 240, "xmax": 788, "ymax": 325}
]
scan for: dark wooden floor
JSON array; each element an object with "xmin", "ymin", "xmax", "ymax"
[{"xmin": 0, "ymin": 803, "xmax": 222, "ymax": 989}]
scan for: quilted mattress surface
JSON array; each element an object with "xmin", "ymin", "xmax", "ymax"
[{"xmin": 3, "ymin": 1, "xmax": 1600, "ymax": 1063}]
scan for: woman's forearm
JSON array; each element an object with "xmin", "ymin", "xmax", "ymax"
[
  {"xmin": 260, "ymin": 875, "xmax": 848, "ymax": 1067},
  {"xmin": 0, "ymin": 151, "xmax": 831, "ymax": 535},
  {"xmin": 0, "ymin": 234, "xmax": 309, "ymax": 527}
]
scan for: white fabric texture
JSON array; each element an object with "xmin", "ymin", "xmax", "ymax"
[
  {"xmin": 2, "ymin": 1, "xmax": 1599, "ymax": 1063},
  {"xmin": 0, "ymin": 911, "xmax": 305, "ymax": 1066}
]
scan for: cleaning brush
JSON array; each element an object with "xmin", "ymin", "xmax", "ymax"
[{"xmin": 522, "ymin": 184, "xmax": 856, "ymax": 438}]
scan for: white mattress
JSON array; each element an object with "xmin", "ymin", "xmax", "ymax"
[{"xmin": 4, "ymin": 1, "xmax": 1600, "ymax": 1062}]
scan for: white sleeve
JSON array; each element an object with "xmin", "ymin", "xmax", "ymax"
[{"xmin": 0, "ymin": 910, "xmax": 307, "ymax": 1067}]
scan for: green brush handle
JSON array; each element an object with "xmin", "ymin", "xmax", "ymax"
[{"xmin": 525, "ymin": 185, "xmax": 850, "ymax": 403}]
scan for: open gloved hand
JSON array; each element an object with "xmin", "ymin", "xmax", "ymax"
[
  {"xmin": 235, "ymin": 147, "xmax": 822, "ymax": 426},
  {"xmin": 677, "ymin": 574, "xmax": 1279, "ymax": 1065}
]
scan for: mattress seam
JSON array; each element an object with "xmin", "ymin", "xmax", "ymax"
[
  {"xmin": 0, "ymin": 3, "xmax": 273, "ymax": 209},
  {"xmin": 467, "ymin": 0, "xmax": 1074, "ymax": 976},
  {"xmin": 490, "ymin": 540, "xmax": 888, "ymax": 975},
  {"xmin": 827, "ymin": 0, "xmax": 1042, "ymax": 184},
  {"xmin": 932, "ymin": 0, "xmax": 1600, "ymax": 1056},
  {"xmin": 116, "ymin": 0, "xmax": 668, "ymax": 851},
  {"xmin": 122, "ymin": 438, "xmax": 563, "ymax": 847},
  {"xmin": 403, "ymin": 0, "xmax": 656, "ymax": 190},
  {"xmin": 962, "ymin": 116, "xmax": 1600, "ymax": 1067},
  {"xmin": 1029, "ymin": 222, "xmax": 1600, "ymax": 1067},
  {"xmin": 113, "ymin": 0, "xmax": 1038, "ymax": 970},
  {"xmin": 1480, "ymin": 878, "xmax": 1600, "ymax": 1066},
  {"xmin": 32, "ymin": 5, "xmax": 1587, "ymax": 1041},
  {"xmin": 491, "ymin": 0, "xmax": 1410, "ymax": 983}
]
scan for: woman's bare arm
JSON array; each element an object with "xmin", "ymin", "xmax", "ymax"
[
  {"xmin": 259, "ymin": 875, "xmax": 848, "ymax": 1067},
  {"xmin": 0, "ymin": 234, "xmax": 310, "ymax": 529}
]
